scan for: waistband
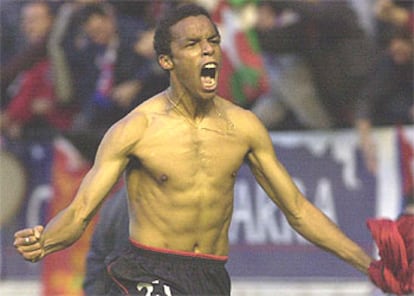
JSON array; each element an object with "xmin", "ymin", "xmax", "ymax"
[{"xmin": 129, "ymin": 238, "xmax": 228, "ymax": 263}]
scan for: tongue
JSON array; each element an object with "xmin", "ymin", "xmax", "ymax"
[{"xmin": 201, "ymin": 76, "xmax": 216, "ymax": 90}]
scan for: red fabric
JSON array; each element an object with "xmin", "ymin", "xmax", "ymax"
[
  {"xmin": 6, "ymin": 59, "xmax": 75, "ymax": 130},
  {"xmin": 397, "ymin": 127, "xmax": 414, "ymax": 200},
  {"xmin": 211, "ymin": 0, "xmax": 269, "ymax": 107},
  {"xmin": 398, "ymin": 215, "xmax": 414, "ymax": 291},
  {"xmin": 367, "ymin": 215, "xmax": 414, "ymax": 295},
  {"xmin": 407, "ymin": 12, "xmax": 414, "ymax": 34}
]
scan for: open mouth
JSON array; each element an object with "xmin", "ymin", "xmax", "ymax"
[{"xmin": 200, "ymin": 62, "xmax": 217, "ymax": 90}]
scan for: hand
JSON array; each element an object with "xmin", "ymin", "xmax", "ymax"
[
  {"xmin": 360, "ymin": 134, "xmax": 377, "ymax": 174},
  {"xmin": 14, "ymin": 225, "xmax": 45, "ymax": 263},
  {"xmin": 111, "ymin": 81, "xmax": 142, "ymax": 108},
  {"xmin": 356, "ymin": 119, "xmax": 377, "ymax": 174},
  {"xmin": 0, "ymin": 113, "xmax": 22, "ymax": 139},
  {"xmin": 31, "ymin": 98, "xmax": 52, "ymax": 115},
  {"xmin": 367, "ymin": 217, "xmax": 414, "ymax": 294},
  {"xmin": 255, "ymin": 4, "xmax": 276, "ymax": 31},
  {"xmin": 389, "ymin": 37, "xmax": 413, "ymax": 65},
  {"xmin": 375, "ymin": 0, "xmax": 409, "ymax": 27}
]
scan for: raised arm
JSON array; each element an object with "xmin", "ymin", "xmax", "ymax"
[
  {"xmin": 243, "ymin": 111, "xmax": 372, "ymax": 274},
  {"xmin": 14, "ymin": 112, "xmax": 146, "ymax": 262}
]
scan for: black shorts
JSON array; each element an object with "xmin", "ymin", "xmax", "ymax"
[{"xmin": 107, "ymin": 240, "xmax": 231, "ymax": 296}]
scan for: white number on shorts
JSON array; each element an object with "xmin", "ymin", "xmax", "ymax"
[{"xmin": 136, "ymin": 280, "xmax": 172, "ymax": 296}]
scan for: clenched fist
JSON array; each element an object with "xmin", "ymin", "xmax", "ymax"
[{"xmin": 14, "ymin": 225, "xmax": 45, "ymax": 262}]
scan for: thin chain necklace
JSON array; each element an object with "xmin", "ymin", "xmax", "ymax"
[
  {"xmin": 165, "ymin": 88, "xmax": 181, "ymax": 110},
  {"xmin": 165, "ymin": 88, "xmax": 202, "ymax": 127},
  {"xmin": 164, "ymin": 88, "xmax": 234, "ymax": 131}
]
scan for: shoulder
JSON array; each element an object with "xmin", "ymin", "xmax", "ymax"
[
  {"xmin": 217, "ymin": 97, "xmax": 268, "ymax": 133},
  {"xmin": 215, "ymin": 97, "xmax": 272, "ymax": 150},
  {"xmin": 100, "ymin": 93, "xmax": 166, "ymax": 150},
  {"xmin": 215, "ymin": 96, "xmax": 253, "ymax": 118},
  {"xmin": 113, "ymin": 92, "xmax": 166, "ymax": 129}
]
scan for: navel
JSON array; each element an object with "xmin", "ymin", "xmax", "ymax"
[
  {"xmin": 193, "ymin": 243, "xmax": 200, "ymax": 253},
  {"xmin": 231, "ymin": 171, "xmax": 237, "ymax": 178}
]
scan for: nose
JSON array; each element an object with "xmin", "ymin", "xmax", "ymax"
[{"xmin": 201, "ymin": 40, "xmax": 214, "ymax": 56}]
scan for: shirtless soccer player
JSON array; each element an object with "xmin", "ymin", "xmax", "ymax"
[{"xmin": 15, "ymin": 4, "xmax": 381, "ymax": 296}]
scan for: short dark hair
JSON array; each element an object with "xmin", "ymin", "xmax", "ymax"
[
  {"xmin": 76, "ymin": 3, "xmax": 110, "ymax": 26},
  {"xmin": 153, "ymin": 3, "xmax": 219, "ymax": 57}
]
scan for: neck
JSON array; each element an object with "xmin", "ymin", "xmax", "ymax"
[{"xmin": 165, "ymin": 87, "xmax": 213, "ymax": 120}]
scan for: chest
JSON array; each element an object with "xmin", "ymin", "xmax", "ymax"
[{"xmin": 131, "ymin": 116, "xmax": 248, "ymax": 179}]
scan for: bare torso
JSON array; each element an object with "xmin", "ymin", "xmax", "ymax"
[
  {"xmin": 13, "ymin": 10, "xmax": 372, "ymax": 276},
  {"xmin": 125, "ymin": 93, "xmax": 250, "ymax": 256}
]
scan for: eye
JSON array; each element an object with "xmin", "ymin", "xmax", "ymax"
[
  {"xmin": 208, "ymin": 33, "xmax": 221, "ymax": 44},
  {"xmin": 186, "ymin": 39, "xmax": 198, "ymax": 47},
  {"xmin": 210, "ymin": 37, "xmax": 220, "ymax": 44}
]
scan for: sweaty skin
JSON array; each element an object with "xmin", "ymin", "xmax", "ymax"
[{"xmin": 14, "ymin": 15, "xmax": 372, "ymax": 274}]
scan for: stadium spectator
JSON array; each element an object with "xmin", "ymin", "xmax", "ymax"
[
  {"xmin": 0, "ymin": 0, "xmax": 49, "ymax": 107},
  {"xmin": 57, "ymin": 2, "xmax": 167, "ymax": 137},
  {"xmin": 83, "ymin": 187, "xmax": 129, "ymax": 296},
  {"xmin": 1, "ymin": 1, "xmax": 76, "ymax": 140},
  {"xmin": 302, "ymin": 0, "xmax": 377, "ymax": 128},
  {"xmin": 354, "ymin": 0, "xmax": 414, "ymax": 174},
  {"xmin": 374, "ymin": 0, "xmax": 414, "ymax": 47},
  {"xmin": 251, "ymin": 0, "xmax": 333, "ymax": 130}
]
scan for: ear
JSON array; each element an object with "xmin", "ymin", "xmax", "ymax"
[{"xmin": 158, "ymin": 55, "xmax": 174, "ymax": 70}]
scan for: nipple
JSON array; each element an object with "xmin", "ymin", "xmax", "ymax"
[{"xmin": 160, "ymin": 174, "xmax": 168, "ymax": 182}]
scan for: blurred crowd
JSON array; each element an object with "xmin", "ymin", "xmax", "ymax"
[{"xmin": 0, "ymin": 0, "xmax": 413, "ymax": 168}]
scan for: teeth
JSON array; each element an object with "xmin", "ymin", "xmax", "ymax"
[
  {"xmin": 204, "ymin": 63, "xmax": 216, "ymax": 69},
  {"xmin": 201, "ymin": 63, "xmax": 216, "ymax": 79}
]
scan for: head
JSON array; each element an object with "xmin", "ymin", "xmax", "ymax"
[
  {"xmin": 153, "ymin": 4, "xmax": 222, "ymax": 99},
  {"xmin": 20, "ymin": 1, "xmax": 54, "ymax": 44},
  {"xmin": 77, "ymin": 4, "xmax": 116, "ymax": 45},
  {"xmin": 388, "ymin": 28, "xmax": 413, "ymax": 65},
  {"xmin": 154, "ymin": 4, "xmax": 220, "ymax": 58},
  {"xmin": 134, "ymin": 29, "xmax": 156, "ymax": 59}
]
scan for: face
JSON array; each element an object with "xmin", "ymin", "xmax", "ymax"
[
  {"xmin": 21, "ymin": 3, "xmax": 53, "ymax": 44},
  {"xmin": 389, "ymin": 38, "xmax": 413, "ymax": 64},
  {"xmin": 83, "ymin": 14, "xmax": 116, "ymax": 45},
  {"xmin": 165, "ymin": 15, "xmax": 221, "ymax": 100},
  {"xmin": 256, "ymin": 4, "xmax": 276, "ymax": 31}
]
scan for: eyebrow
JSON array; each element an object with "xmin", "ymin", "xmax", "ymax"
[{"xmin": 184, "ymin": 32, "xmax": 220, "ymax": 42}]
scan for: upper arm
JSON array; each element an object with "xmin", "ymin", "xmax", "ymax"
[
  {"xmin": 243, "ymin": 111, "xmax": 305, "ymax": 219},
  {"xmin": 70, "ymin": 112, "xmax": 147, "ymax": 222}
]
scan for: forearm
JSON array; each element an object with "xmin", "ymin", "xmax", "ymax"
[
  {"xmin": 40, "ymin": 205, "xmax": 89, "ymax": 258},
  {"xmin": 289, "ymin": 200, "xmax": 372, "ymax": 274},
  {"xmin": 355, "ymin": 119, "xmax": 374, "ymax": 144},
  {"xmin": 48, "ymin": 4, "xmax": 76, "ymax": 103}
]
